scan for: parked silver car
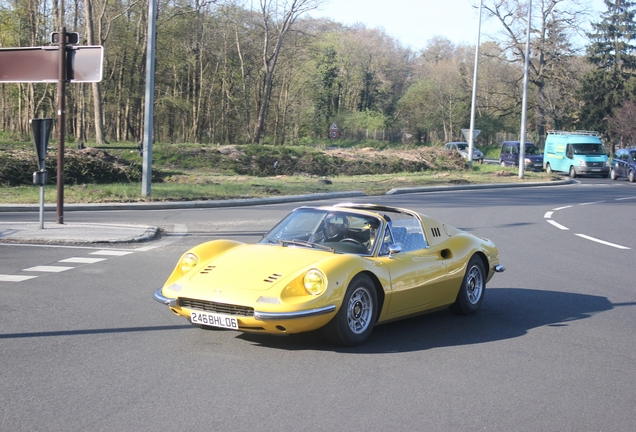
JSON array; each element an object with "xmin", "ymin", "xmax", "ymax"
[{"xmin": 444, "ymin": 142, "xmax": 484, "ymax": 163}]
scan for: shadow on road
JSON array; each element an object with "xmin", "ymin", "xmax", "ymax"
[{"xmin": 239, "ymin": 287, "xmax": 628, "ymax": 353}]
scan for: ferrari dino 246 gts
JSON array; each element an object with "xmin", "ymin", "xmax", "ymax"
[{"xmin": 154, "ymin": 204, "xmax": 504, "ymax": 346}]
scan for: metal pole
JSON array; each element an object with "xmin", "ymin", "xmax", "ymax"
[
  {"xmin": 57, "ymin": 26, "xmax": 66, "ymax": 223},
  {"xmin": 39, "ymin": 184, "xmax": 45, "ymax": 229},
  {"xmin": 142, "ymin": 0, "xmax": 157, "ymax": 197},
  {"xmin": 467, "ymin": 0, "xmax": 483, "ymax": 168},
  {"xmin": 519, "ymin": 0, "xmax": 532, "ymax": 179}
]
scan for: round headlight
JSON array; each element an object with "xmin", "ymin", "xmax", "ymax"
[
  {"xmin": 303, "ymin": 269, "xmax": 326, "ymax": 295},
  {"xmin": 179, "ymin": 253, "xmax": 199, "ymax": 275}
]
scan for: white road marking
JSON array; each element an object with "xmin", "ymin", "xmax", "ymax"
[
  {"xmin": 575, "ymin": 234, "xmax": 630, "ymax": 250},
  {"xmin": 546, "ymin": 196, "xmax": 634, "ymax": 249},
  {"xmin": 0, "ymin": 275, "xmax": 38, "ymax": 282},
  {"xmin": 23, "ymin": 266, "xmax": 74, "ymax": 273},
  {"xmin": 90, "ymin": 250, "xmax": 134, "ymax": 256},
  {"xmin": 547, "ymin": 220, "xmax": 569, "ymax": 230},
  {"xmin": 59, "ymin": 257, "xmax": 107, "ymax": 264},
  {"xmin": 580, "ymin": 201, "xmax": 606, "ymax": 205}
]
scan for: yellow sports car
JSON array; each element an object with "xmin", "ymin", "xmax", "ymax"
[{"xmin": 154, "ymin": 204, "xmax": 504, "ymax": 346}]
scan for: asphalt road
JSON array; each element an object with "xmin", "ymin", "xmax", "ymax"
[{"xmin": 1, "ymin": 176, "xmax": 635, "ymax": 431}]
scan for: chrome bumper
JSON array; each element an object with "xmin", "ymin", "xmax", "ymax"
[
  {"xmin": 254, "ymin": 305, "xmax": 336, "ymax": 321},
  {"xmin": 153, "ymin": 288, "xmax": 335, "ymax": 321},
  {"xmin": 153, "ymin": 288, "xmax": 177, "ymax": 308},
  {"xmin": 494, "ymin": 264, "xmax": 505, "ymax": 273}
]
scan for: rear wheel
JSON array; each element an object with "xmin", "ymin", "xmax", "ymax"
[
  {"xmin": 450, "ymin": 256, "xmax": 486, "ymax": 315},
  {"xmin": 629, "ymin": 170, "xmax": 635, "ymax": 183},
  {"xmin": 324, "ymin": 274, "xmax": 378, "ymax": 346},
  {"xmin": 610, "ymin": 168, "xmax": 617, "ymax": 180},
  {"xmin": 569, "ymin": 166, "xmax": 577, "ymax": 178}
]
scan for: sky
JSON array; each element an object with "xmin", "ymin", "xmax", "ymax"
[{"xmin": 308, "ymin": 0, "xmax": 608, "ymax": 50}]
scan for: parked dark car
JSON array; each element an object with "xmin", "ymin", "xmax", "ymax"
[
  {"xmin": 499, "ymin": 141, "xmax": 543, "ymax": 171},
  {"xmin": 610, "ymin": 148, "xmax": 636, "ymax": 182}
]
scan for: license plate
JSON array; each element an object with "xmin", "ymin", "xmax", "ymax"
[
  {"xmin": 592, "ymin": 168, "xmax": 600, "ymax": 172},
  {"xmin": 190, "ymin": 310, "xmax": 239, "ymax": 329}
]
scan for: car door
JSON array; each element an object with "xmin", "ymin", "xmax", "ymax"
[
  {"xmin": 376, "ymin": 227, "xmax": 447, "ymax": 315},
  {"xmin": 620, "ymin": 151, "xmax": 630, "ymax": 177},
  {"xmin": 614, "ymin": 150, "xmax": 624, "ymax": 177}
]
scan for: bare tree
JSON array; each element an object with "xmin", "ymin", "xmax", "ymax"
[
  {"xmin": 252, "ymin": 0, "xmax": 321, "ymax": 143},
  {"xmin": 483, "ymin": 0, "xmax": 589, "ymax": 138},
  {"xmin": 608, "ymin": 100, "xmax": 636, "ymax": 150}
]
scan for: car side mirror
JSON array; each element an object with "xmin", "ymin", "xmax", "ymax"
[{"xmin": 388, "ymin": 244, "xmax": 402, "ymax": 258}]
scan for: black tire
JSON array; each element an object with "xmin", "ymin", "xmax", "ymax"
[
  {"xmin": 546, "ymin": 163, "xmax": 553, "ymax": 174},
  {"xmin": 569, "ymin": 166, "xmax": 577, "ymax": 178},
  {"xmin": 450, "ymin": 256, "xmax": 486, "ymax": 315},
  {"xmin": 629, "ymin": 170, "xmax": 635, "ymax": 183},
  {"xmin": 323, "ymin": 274, "xmax": 378, "ymax": 346},
  {"xmin": 610, "ymin": 168, "xmax": 617, "ymax": 181},
  {"xmin": 500, "ymin": 160, "xmax": 506, "ymax": 167}
]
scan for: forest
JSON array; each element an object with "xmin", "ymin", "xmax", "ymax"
[{"xmin": 2, "ymin": 0, "xmax": 636, "ymax": 148}]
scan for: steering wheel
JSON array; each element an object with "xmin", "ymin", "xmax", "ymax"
[{"xmin": 340, "ymin": 238, "xmax": 364, "ymax": 246}]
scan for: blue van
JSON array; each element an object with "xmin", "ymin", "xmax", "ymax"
[
  {"xmin": 499, "ymin": 141, "xmax": 543, "ymax": 171},
  {"xmin": 543, "ymin": 131, "xmax": 609, "ymax": 178}
]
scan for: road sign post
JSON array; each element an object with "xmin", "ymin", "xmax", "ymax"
[
  {"xmin": 329, "ymin": 122, "xmax": 340, "ymax": 144},
  {"xmin": 30, "ymin": 118, "xmax": 54, "ymax": 229},
  {"xmin": 0, "ymin": 32, "xmax": 103, "ymax": 224}
]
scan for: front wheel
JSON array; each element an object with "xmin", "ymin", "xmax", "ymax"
[
  {"xmin": 629, "ymin": 170, "xmax": 635, "ymax": 183},
  {"xmin": 610, "ymin": 168, "xmax": 617, "ymax": 180},
  {"xmin": 546, "ymin": 163, "xmax": 553, "ymax": 174},
  {"xmin": 500, "ymin": 160, "xmax": 506, "ymax": 167},
  {"xmin": 323, "ymin": 274, "xmax": 378, "ymax": 346},
  {"xmin": 569, "ymin": 166, "xmax": 577, "ymax": 178},
  {"xmin": 450, "ymin": 256, "xmax": 486, "ymax": 315}
]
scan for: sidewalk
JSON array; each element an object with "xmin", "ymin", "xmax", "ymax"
[{"xmin": 0, "ymin": 221, "xmax": 159, "ymax": 245}]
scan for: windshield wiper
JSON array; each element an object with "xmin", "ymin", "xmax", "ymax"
[{"xmin": 280, "ymin": 239, "xmax": 335, "ymax": 252}]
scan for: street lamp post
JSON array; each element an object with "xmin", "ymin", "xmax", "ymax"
[
  {"xmin": 519, "ymin": 0, "xmax": 532, "ymax": 179},
  {"xmin": 142, "ymin": 0, "xmax": 157, "ymax": 197},
  {"xmin": 467, "ymin": 0, "xmax": 484, "ymax": 169}
]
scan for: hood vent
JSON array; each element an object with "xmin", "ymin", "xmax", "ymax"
[
  {"xmin": 199, "ymin": 265, "xmax": 216, "ymax": 274},
  {"xmin": 264, "ymin": 273, "xmax": 283, "ymax": 283}
]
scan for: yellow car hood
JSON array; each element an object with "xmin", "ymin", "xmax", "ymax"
[{"xmin": 184, "ymin": 244, "xmax": 331, "ymax": 292}]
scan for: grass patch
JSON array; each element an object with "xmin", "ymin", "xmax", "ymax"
[{"xmin": 2, "ymin": 168, "xmax": 557, "ymax": 204}]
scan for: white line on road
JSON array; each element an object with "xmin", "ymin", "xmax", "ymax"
[
  {"xmin": 575, "ymin": 234, "xmax": 631, "ymax": 250},
  {"xmin": 546, "ymin": 220, "xmax": 569, "ymax": 230},
  {"xmin": 90, "ymin": 250, "xmax": 134, "ymax": 256},
  {"xmin": 0, "ymin": 275, "xmax": 38, "ymax": 282},
  {"xmin": 59, "ymin": 257, "xmax": 107, "ymax": 264},
  {"xmin": 22, "ymin": 266, "xmax": 75, "ymax": 273}
]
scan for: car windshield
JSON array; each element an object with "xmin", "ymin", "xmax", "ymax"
[
  {"xmin": 455, "ymin": 143, "xmax": 468, "ymax": 150},
  {"xmin": 571, "ymin": 143, "xmax": 605, "ymax": 155},
  {"xmin": 260, "ymin": 208, "xmax": 382, "ymax": 255}
]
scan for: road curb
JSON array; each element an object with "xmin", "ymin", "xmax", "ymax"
[
  {"xmin": 0, "ymin": 191, "xmax": 366, "ymax": 213},
  {"xmin": 386, "ymin": 179, "xmax": 572, "ymax": 195}
]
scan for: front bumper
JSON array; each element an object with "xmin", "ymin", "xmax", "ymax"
[
  {"xmin": 575, "ymin": 166, "xmax": 610, "ymax": 175},
  {"xmin": 153, "ymin": 288, "xmax": 337, "ymax": 333},
  {"xmin": 154, "ymin": 288, "xmax": 177, "ymax": 307}
]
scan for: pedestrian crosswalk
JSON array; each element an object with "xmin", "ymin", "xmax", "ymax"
[{"xmin": 0, "ymin": 249, "xmax": 135, "ymax": 283}]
